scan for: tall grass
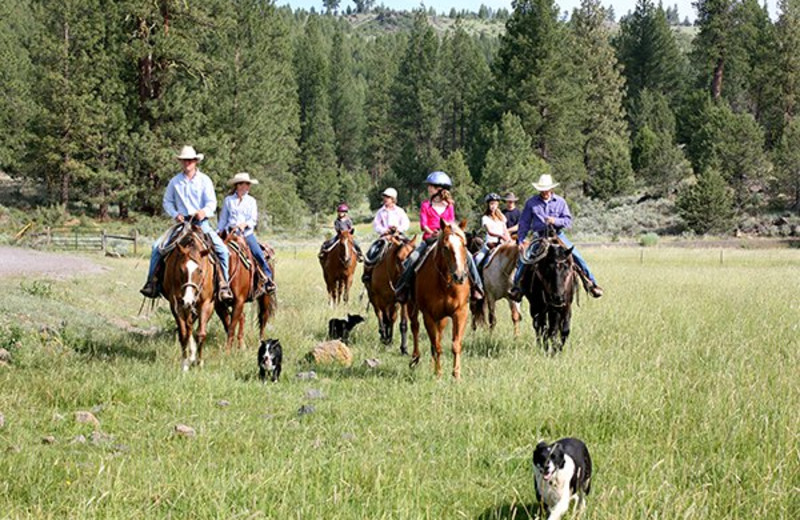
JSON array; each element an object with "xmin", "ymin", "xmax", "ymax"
[{"xmin": 0, "ymin": 247, "xmax": 797, "ymax": 518}]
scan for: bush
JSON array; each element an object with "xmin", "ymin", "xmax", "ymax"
[{"xmin": 639, "ymin": 232, "xmax": 659, "ymax": 247}]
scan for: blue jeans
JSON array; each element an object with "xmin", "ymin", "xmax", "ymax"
[
  {"xmin": 148, "ymin": 220, "xmax": 230, "ymax": 282},
  {"xmin": 244, "ymin": 233, "xmax": 273, "ymax": 279},
  {"xmin": 512, "ymin": 232, "xmax": 596, "ymax": 286}
]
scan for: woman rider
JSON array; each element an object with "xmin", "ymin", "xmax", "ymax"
[
  {"xmin": 394, "ymin": 171, "xmax": 484, "ymax": 303},
  {"xmin": 473, "ymin": 193, "xmax": 512, "ymax": 271}
]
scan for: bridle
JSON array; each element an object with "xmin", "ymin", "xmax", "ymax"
[
  {"xmin": 435, "ymin": 225, "xmax": 468, "ymax": 287},
  {"xmin": 534, "ymin": 243, "xmax": 574, "ymax": 308}
]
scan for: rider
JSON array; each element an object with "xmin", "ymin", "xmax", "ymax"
[
  {"xmin": 140, "ymin": 145, "xmax": 233, "ymax": 302},
  {"xmin": 473, "ymin": 193, "xmax": 512, "ymax": 271},
  {"xmin": 217, "ymin": 172, "xmax": 276, "ymax": 295},
  {"xmin": 502, "ymin": 192, "xmax": 521, "ymax": 239},
  {"xmin": 361, "ymin": 187, "xmax": 411, "ymax": 284},
  {"xmin": 507, "ymin": 174, "xmax": 604, "ymax": 302},
  {"xmin": 318, "ymin": 203, "xmax": 364, "ymax": 261},
  {"xmin": 394, "ymin": 171, "xmax": 484, "ymax": 303}
]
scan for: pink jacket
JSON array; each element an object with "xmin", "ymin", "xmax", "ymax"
[{"xmin": 419, "ymin": 200, "xmax": 455, "ymax": 240}]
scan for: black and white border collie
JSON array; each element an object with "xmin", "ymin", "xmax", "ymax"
[
  {"xmin": 327, "ymin": 313, "xmax": 365, "ymax": 343},
  {"xmin": 532, "ymin": 437, "xmax": 592, "ymax": 520},
  {"xmin": 258, "ymin": 339, "xmax": 282, "ymax": 382}
]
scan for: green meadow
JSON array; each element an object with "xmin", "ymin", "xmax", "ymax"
[{"xmin": 0, "ymin": 246, "xmax": 797, "ymax": 518}]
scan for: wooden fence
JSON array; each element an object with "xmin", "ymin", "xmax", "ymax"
[{"xmin": 24, "ymin": 227, "xmax": 139, "ymax": 254}]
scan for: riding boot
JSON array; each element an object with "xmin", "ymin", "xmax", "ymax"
[
  {"xmin": 394, "ymin": 266, "xmax": 413, "ymax": 304},
  {"xmin": 577, "ymin": 269, "xmax": 603, "ymax": 298},
  {"xmin": 140, "ymin": 277, "xmax": 159, "ymax": 299},
  {"xmin": 264, "ymin": 277, "xmax": 277, "ymax": 295},
  {"xmin": 361, "ymin": 267, "xmax": 372, "ymax": 285},
  {"xmin": 217, "ymin": 269, "xmax": 234, "ymax": 303}
]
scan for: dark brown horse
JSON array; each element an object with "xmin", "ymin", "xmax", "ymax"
[
  {"xmin": 364, "ymin": 233, "xmax": 416, "ymax": 353},
  {"xmin": 409, "ymin": 220, "xmax": 471, "ymax": 379},
  {"xmin": 521, "ymin": 234, "xmax": 577, "ymax": 353},
  {"xmin": 161, "ymin": 224, "xmax": 216, "ymax": 371},
  {"xmin": 215, "ymin": 233, "xmax": 255, "ymax": 353},
  {"xmin": 320, "ymin": 229, "xmax": 358, "ymax": 305}
]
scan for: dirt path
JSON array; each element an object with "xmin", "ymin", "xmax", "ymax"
[{"xmin": 0, "ymin": 246, "xmax": 106, "ymax": 278}]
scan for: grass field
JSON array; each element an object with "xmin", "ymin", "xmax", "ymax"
[{"xmin": 0, "ymin": 245, "xmax": 797, "ymax": 518}]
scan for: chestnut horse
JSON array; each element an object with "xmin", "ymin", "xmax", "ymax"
[
  {"xmin": 470, "ymin": 242, "xmax": 522, "ymax": 336},
  {"xmin": 521, "ymin": 234, "xmax": 576, "ymax": 353},
  {"xmin": 409, "ymin": 220, "xmax": 471, "ymax": 379},
  {"xmin": 364, "ymin": 233, "xmax": 416, "ymax": 353},
  {"xmin": 215, "ymin": 233, "xmax": 278, "ymax": 351},
  {"xmin": 320, "ymin": 229, "xmax": 358, "ymax": 305},
  {"xmin": 161, "ymin": 224, "xmax": 216, "ymax": 371}
]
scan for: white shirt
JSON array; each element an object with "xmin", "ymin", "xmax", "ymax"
[
  {"xmin": 373, "ymin": 205, "xmax": 411, "ymax": 235},
  {"xmin": 482, "ymin": 215, "xmax": 508, "ymax": 245},
  {"xmin": 162, "ymin": 170, "xmax": 217, "ymax": 219},
  {"xmin": 218, "ymin": 193, "xmax": 258, "ymax": 236}
]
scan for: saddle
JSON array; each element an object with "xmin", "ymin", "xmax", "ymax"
[
  {"xmin": 321, "ymin": 238, "xmax": 340, "ymax": 255},
  {"xmin": 413, "ymin": 242, "xmax": 437, "ymax": 274},
  {"xmin": 480, "ymin": 242, "xmax": 505, "ymax": 271}
]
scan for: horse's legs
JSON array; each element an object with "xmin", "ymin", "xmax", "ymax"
[
  {"xmin": 235, "ymin": 302, "xmax": 246, "ymax": 350},
  {"xmin": 409, "ymin": 304, "xmax": 421, "ymax": 368},
  {"xmin": 558, "ymin": 308, "xmax": 572, "ymax": 352},
  {"xmin": 195, "ymin": 300, "xmax": 215, "ymax": 368},
  {"xmin": 510, "ymin": 300, "xmax": 521, "ymax": 337},
  {"xmin": 422, "ymin": 314, "xmax": 444, "ymax": 377},
  {"xmin": 399, "ymin": 304, "xmax": 409, "ymax": 356},
  {"xmin": 176, "ymin": 311, "xmax": 191, "ymax": 372},
  {"xmin": 488, "ymin": 296, "xmax": 497, "ymax": 331},
  {"xmin": 451, "ymin": 307, "xmax": 469, "ymax": 379}
]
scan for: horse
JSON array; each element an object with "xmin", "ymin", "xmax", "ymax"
[
  {"xmin": 215, "ymin": 232, "xmax": 255, "ymax": 354},
  {"xmin": 320, "ymin": 229, "xmax": 358, "ymax": 305},
  {"xmin": 161, "ymin": 224, "xmax": 216, "ymax": 371},
  {"xmin": 521, "ymin": 234, "xmax": 577, "ymax": 353},
  {"xmin": 470, "ymin": 242, "xmax": 522, "ymax": 336},
  {"xmin": 408, "ymin": 219, "xmax": 471, "ymax": 379},
  {"xmin": 256, "ymin": 262, "xmax": 277, "ymax": 340},
  {"xmin": 364, "ymin": 233, "xmax": 417, "ymax": 353}
]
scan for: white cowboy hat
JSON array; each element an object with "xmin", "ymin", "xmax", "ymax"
[
  {"xmin": 227, "ymin": 172, "xmax": 259, "ymax": 186},
  {"xmin": 176, "ymin": 145, "xmax": 204, "ymax": 161},
  {"xmin": 533, "ymin": 174, "xmax": 559, "ymax": 191},
  {"xmin": 382, "ymin": 187, "xmax": 398, "ymax": 200}
]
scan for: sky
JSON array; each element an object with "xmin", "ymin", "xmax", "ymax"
[{"xmin": 279, "ymin": 0, "xmax": 782, "ymax": 23}]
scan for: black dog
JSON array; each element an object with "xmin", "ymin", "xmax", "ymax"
[
  {"xmin": 327, "ymin": 314, "xmax": 365, "ymax": 342},
  {"xmin": 532, "ymin": 437, "xmax": 592, "ymax": 520},
  {"xmin": 258, "ymin": 339, "xmax": 282, "ymax": 382}
]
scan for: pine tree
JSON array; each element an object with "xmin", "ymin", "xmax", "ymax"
[
  {"xmin": 764, "ymin": 0, "xmax": 800, "ymax": 146},
  {"xmin": 363, "ymin": 34, "xmax": 402, "ymax": 182},
  {"xmin": 773, "ymin": 117, "xmax": 800, "ymax": 209},
  {"xmin": 571, "ymin": 0, "xmax": 633, "ymax": 200},
  {"xmin": 676, "ymin": 167, "xmax": 734, "ymax": 233},
  {"xmin": 481, "ymin": 112, "xmax": 548, "ymax": 198},
  {"xmin": 441, "ymin": 149, "xmax": 480, "ymax": 220},
  {"xmin": 692, "ymin": 0, "xmax": 738, "ymax": 100},
  {"xmin": 329, "ymin": 23, "xmax": 366, "ymax": 173}
]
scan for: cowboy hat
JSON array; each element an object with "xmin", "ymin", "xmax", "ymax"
[
  {"xmin": 227, "ymin": 172, "xmax": 259, "ymax": 186},
  {"xmin": 533, "ymin": 174, "xmax": 559, "ymax": 191},
  {"xmin": 176, "ymin": 145, "xmax": 204, "ymax": 161},
  {"xmin": 504, "ymin": 192, "xmax": 519, "ymax": 202},
  {"xmin": 382, "ymin": 187, "xmax": 398, "ymax": 200}
]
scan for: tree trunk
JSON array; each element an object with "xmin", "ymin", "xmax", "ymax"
[
  {"xmin": 119, "ymin": 201, "xmax": 129, "ymax": 219},
  {"xmin": 711, "ymin": 57, "xmax": 724, "ymax": 100}
]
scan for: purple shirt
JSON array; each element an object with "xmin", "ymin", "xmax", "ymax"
[{"xmin": 517, "ymin": 194, "xmax": 572, "ymax": 244}]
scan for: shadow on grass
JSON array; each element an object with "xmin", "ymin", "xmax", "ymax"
[
  {"xmin": 476, "ymin": 502, "xmax": 540, "ymax": 520},
  {"xmin": 62, "ymin": 327, "xmax": 160, "ymax": 363}
]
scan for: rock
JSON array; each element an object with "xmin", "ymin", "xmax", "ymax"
[
  {"xmin": 105, "ymin": 251, "xmax": 123, "ymax": 258},
  {"xmin": 298, "ymin": 404, "xmax": 315, "ymax": 416},
  {"xmin": 341, "ymin": 432, "xmax": 356, "ymax": 442},
  {"xmin": 71, "ymin": 435, "xmax": 87, "ymax": 444},
  {"xmin": 0, "ymin": 347, "xmax": 11, "ymax": 365},
  {"xmin": 312, "ymin": 437, "xmax": 323, "ymax": 449},
  {"xmin": 41, "ymin": 435, "xmax": 56, "ymax": 444},
  {"xmin": 363, "ymin": 358, "xmax": 381, "ymax": 368},
  {"xmin": 75, "ymin": 411, "xmax": 100, "ymax": 428},
  {"xmin": 90, "ymin": 404, "xmax": 105, "ymax": 415},
  {"xmin": 216, "ymin": 400, "xmax": 230, "ymax": 408},
  {"xmin": 296, "ymin": 371, "xmax": 317, "ymax": 380},
  {"xmin": 304, "ymin": 389, "xmax": 325, "ymax": 400},
  {"xmin": 174, "ymin": 424, "xmax": 196, "ymax": 437},
  {"xmin": 90, "ymin": 431, "xmax": 114, "ymax": 445},
  {"xmin": 306, "ymin": 340, "xmax": 352, "ymax": 367},
  {"xmin": 6, "ymin": 445, "xmax": 21, "ymax": 454},
  {"xmin": 52, "ymin": 413, "xmax": 65, "ymax": 422}
]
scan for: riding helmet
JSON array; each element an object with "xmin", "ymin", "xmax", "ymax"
[
  {"xmin": 425, "ymin": 171, "xmax": 453, "ymax": 188},
  {"xmin": 484, "ymin": 192, "xmax": 502, "ymax": 203},
  {"xmin": 337, "ymin": 203, "xmax": 349, "ymax": 213}
]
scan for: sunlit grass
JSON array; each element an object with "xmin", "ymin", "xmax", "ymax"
[{"xmin": 0, "ymin": 246, "xmax": 797, "ymax": 518}]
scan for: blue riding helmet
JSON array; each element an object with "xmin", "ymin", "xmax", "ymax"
[
  {"xmin": 484, "ymin": 192, "xmax": 502, "ymax": 203},
  {"xmin": 425, "ymin": 171, "xmax": 452, "ymax": 188}
]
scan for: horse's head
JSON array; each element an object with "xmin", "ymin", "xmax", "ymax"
[
  {"xmin": 174, "ymin": 232, "xmax": 210, "ymax": 309},
  {"xmin": 438, "ymin": 219, "xmax": 469, "ymax": 285},
  {"xmin": 392, "ymin": 234, "xmax": 417, "ymax": 267},
  {"xmin": 537, "ymin": 239, "xmax": 575, "ymax": 307},
  {"xmin": 337, "ymin": 229, "xmax": 354, "ymax": 262}
]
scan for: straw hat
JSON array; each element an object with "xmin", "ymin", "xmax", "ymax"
[
  {"xmin": 227, "ymin": 172, "xmax": 259, "ymax": 186},
  {"xmin": 504, "ymin": 192, "xmax": 519, "ymax": 202},
  {"xmin": 533, "ymin": 174, "xmax": 559, "ymax": 192},
  {"xmin": 382, "ymin": 187, "xmax": 398, "ymax": 200},
  {"xmin": 176, "ymin": 145, "xmax": 204, "ymax": 161}
]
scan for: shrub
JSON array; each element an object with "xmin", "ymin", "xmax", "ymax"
[{"xmin": 639, "ymin": 232, "xmax": 659, "ymax": 247}]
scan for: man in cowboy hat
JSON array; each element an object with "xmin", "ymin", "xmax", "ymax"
[
  {"xmin": 361, "ymin": 187, "xmax": 411, "ymax": 284},
  {"xmin": 217, "ymin": 172, "xmax": 276, "ymax": 294},
  {"xmin": 507, "ymin": 174, "xmax": 604, "ymax": 301},
  {"xmin": 139, "ymin": 145, "xmax": 234, "ymax": 302},
  {"xmin": 502, "ymin": 192, "xmax": 521, "ymax": 239}
]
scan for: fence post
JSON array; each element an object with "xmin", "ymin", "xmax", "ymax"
[
  {"xmin": 46, "ymin": 226, "xmax": 51, "ymax": 246},
  {"xmin": 74, "ymin": 229, "xmax": 78, "ymax": 250},
  {"xmin": 101, "ymin": 230, "xmax": 107, "ymax": 253},
  {"xmin": 132, "ymin": 229, "xmax": 138, "ymax": 255}
]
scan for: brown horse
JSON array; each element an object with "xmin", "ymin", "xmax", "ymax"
[
  {"xmin": 161, "ymin": 224, "xmax": 216, "ymax": 371},
  {"xmin": 409, "ymin": 219, "xmax": 471, "ymax": 379},
  {"xmin": 521, "ymin": 235, "xmax": 577, "ymax": 353},
  {"xmin": 320, "ymin": 229, "xmax": 358, "ymax": 305},
  {"xmin": 215, "ymin": 233, "xmax": 254, "ymax": 353},
  {"xmin": 256, "ymin": 257, "xmax": 277, "ymax": 340},
  {"xmin": 364, "ymin": 233, "xmax": 416, "ymax": 353},
  {"xmin": 470, "ymin": 242, "xmax": 522, "ymax": 336}
]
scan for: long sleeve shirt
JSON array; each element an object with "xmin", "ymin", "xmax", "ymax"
[
  {"xmin": 162, "ymin": 170, "xmax": 218, "ymax": 220},
  {"xmin": 517, "ymin": 194, "xmax": 572, "ymax": 244},
  {"xmin": 419, "ymin": 200, "xmax": 455, "ymax": 240},
  {"xmin": 334, "ymin": 217, "xmax": 354, "ymax": 234},
  {"xmin": 373, "ymin": 205, "xmax": 411, "ymax": 235},
  {"xmin": 217, "ymin": 193, "xmax": 258, "ymax": 236}
]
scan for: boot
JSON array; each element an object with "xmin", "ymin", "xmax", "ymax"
[
  {"xmin": 140, "ymin": 278, "xmax": 159, "ymax": 299},
  {"xmin": 578, "ymin": 271, "xmax": 603, "ymax": 299},
  {"xmin": 218, "ymin": 280, "xmax": 234, "ymax": 303},
  {"xmin": 589, "ymin": 284, "xmax": 604, "ymax": 298},
  {"xmin": 507, "ymin": 286, "xmax": 523, "ymax": 303},
  {"xmin": 264, "ymin": 278, "xmax": 277, "ymax": 295},
  {"xmin": 361, "ymin": 268, "xmax": 372, "ymax": 285}
]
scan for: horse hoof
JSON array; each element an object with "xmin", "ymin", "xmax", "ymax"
[
  {"xmin": 181, "ymin": 361, "xmax": 190, "ymax": 372},
  {"xmin": 400, "ymin": 348, "xmax": 408, "ymax": 356},
  {"xmin": 409, "ymin": 357, "xmax": 419, "ymax": 368}
]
